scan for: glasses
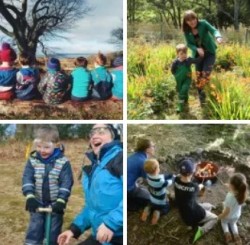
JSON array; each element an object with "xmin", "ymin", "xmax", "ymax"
[{"xmin": 89, "ymin": 127, "xmax": 110, "ymax": 138}]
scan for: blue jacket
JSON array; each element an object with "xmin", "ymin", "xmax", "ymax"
[
  {"xmin": 22, "ymin": 148, "xmax": 74, "ymax": 205},
  {"xmin": 0, "ymin": 67, "xmax": 17, "ymax": 88},
  {"xmin": 111, "ymin": 68, "xmax": 123, "ymax": 99},
  {"xmin": 127, "ymin": 151, "xmax": 147, "ymax": 191},
  {"xmin": 71, "ymin": 141, "xmax": 123, "ymax": 243},
  {"xmin": 71, "ymin": 67, "xmax": 91, "ymax": 98},
  {"xmin": 90, "ymin": 66, "xmax": 112, "ymax": 85}
]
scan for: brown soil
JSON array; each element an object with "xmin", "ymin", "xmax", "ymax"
[
  {"xmin": 127, "ymin": 125, "xmax": 250, "ymax": 245},
  {"xmin": 0, "ymin": 99, "xmax": 123, "ymax": 120},
  {"xmin": 0, "ymin": 139, "xmax": 93, "ymax": 245}
]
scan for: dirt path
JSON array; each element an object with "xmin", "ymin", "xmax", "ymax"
[
  {"xmin": 0, "ymin": 139, "xmax": 91, "ymax": 245},
  {"xmin": 163, "ymin": 87, "xmax": 207, "ymax": 120},
  {"xmin": 127, "ymin": 125, "xmax": 250, "ymax": 245}
]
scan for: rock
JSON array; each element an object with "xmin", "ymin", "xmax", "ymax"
[{"xmin": 158, "ymin": 156, "xmax": 165, "ymax": 164}]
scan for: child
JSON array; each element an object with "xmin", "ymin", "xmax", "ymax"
[
  {"xmin": 22, "ymin": 125, "xmax": 74, "ymax": 245},
  {"xmin": 174, "ymin": 159, "xmax": 217, "ymax": 243},
  {"xmin": 0, "ymin": 42, "xmax": 17, "ymax": 100},
  {"xmin": 111, "ymin": 55, "xmax": 123, "ymax": 101},
  {"xmin": 141, "ymin": 158, "xmax": 173, "ymax": 225},
  {"xmin": 171, "ymin": 43, "xmax": 200, "ymax": 112},
  {"xmin": 16, "ymin": 52, "xmax": 40, "ymax": 100},
  {"xmin": 218, "ymin": 173, "xmax": 248, "ymax": 245},
  {"xmin": 70, "ymin": 56, "xmax": 91, "ymax": 101},
  {"xmin": 91, "ymin": 52, "xmax": 112, "ymax": 100},
  {"xmin": 38, "ymin": 58, "xmax": 70, "ymax": 104}
]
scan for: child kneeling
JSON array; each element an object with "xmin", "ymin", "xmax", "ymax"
[{"xmin": 141, "ymin": 159, "xmax": 173, "ymax": 225}]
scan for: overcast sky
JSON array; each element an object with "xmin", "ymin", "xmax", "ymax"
[
  {"xmin": 0, "ymin": 0, "xmax": 123, "ymax": 55},
  {"xmin": 48, "ymin": 0, "xmax": 123, "ymax": 54}
]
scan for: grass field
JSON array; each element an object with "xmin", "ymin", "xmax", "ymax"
[
  {"xmin": 0, "ymin": 139, "xmax": 91, "ymax": 245},
  {"xmin": 128, "ymin": 41, "xmax": 250, "ymax": 120}
]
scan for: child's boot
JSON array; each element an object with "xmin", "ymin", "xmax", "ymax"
[
  {"xmin": 192, "ymin": 226, "xmax": 203, "ymax": 244},
  {"xmin": 224, "ymin": 232, "xmax": 233, "ymax": 244},
  {"xmin": 141, "ymin": 206, "xmax": 150, "ymax": 222},
  {"xmin": 176, "ymin": 101, "xmax": 184, "ymax": 113},
  {"xmin": 151, "ymin": 210, "xmax": 160, "ymax": 225}
]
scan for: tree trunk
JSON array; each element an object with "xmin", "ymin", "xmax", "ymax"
[
  {"xmin": 234, "ymin": 0, "xmax": 240, "ymax": 31},
  {"xmin": 16, "ymin": 38, "xmax": 38, "ymax": 62}
]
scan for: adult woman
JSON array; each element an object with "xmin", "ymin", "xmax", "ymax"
[
  {"xmin": 183, "ymin": 10, "xmax": 223, "ymax": 104},
  {"xmin": 127, "ymin": 138, "xmax": 156, "ymax": 211},
  {"xmin": 58, "ymin": 124, "xmax": 123, "ymax": 245}
]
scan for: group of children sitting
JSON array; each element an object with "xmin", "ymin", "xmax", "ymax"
[
  {"xmin": 0, "ymin": 42, "xmax": 123, "ymax": 104},
  {"xmin": 141, "ymin": 158, "xmax": 248, "ymax": 245}
]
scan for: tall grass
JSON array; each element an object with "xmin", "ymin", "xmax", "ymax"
[{"xmin": 128, "ymin": 40, "xmax": 250, "ymax": 119}]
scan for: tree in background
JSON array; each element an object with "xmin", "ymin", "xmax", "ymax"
[
  {"xmin": 0, "ymin": 0, "xmax": 91, "ymax": 60},
  {"xmin": 128, "ymin": 0, "xmax": 250, "ymax": 31},
  {"xmin": 109, "ymin": 26, "xmax": 123, "ymax": 49}
]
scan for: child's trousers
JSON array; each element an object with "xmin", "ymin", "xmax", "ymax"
[
  {"xmin": 176, "ymin": 78, "xmax": 191, "ymax": 103},
  {"xmin": 198, "ymin": 203, "xmax": 217, "ymax": 233},
  {"xmin": 221, "ymin": 217, "xmax": 239, "ymax": 234},
  {"xmin": 25, "ymin": 212, "xmax": 63, "ymax": 245}
]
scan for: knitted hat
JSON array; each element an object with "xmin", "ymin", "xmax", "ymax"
[
  {"xmin": 0, "ymin": 42, "xmax": 17, "ymax": 62},
  {"xmin": 47, "ymin": 58, "xmax": 61, "ymax": 71},
  {"xmin": 112, "ymin": 56, "xmax": 123, "ymax": 67},
  {"xmin": 179, "ymin": 159, "xmax": 195, "ymax": 175}
]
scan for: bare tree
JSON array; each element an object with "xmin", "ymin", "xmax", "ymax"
[
  {"xmin": 109, "ymin": 27, "xmax": 123, "ymax": 49},
  {"xmin": 0, "ymin": 0, "xmax": 91, "ymax": 59}
]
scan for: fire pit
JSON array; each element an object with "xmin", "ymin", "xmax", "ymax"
[{"xmin": 194, "ymin": 161, "xmax": 219, "ymax": 184}]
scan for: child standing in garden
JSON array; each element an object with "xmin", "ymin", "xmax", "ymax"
[
  {"xmin": 218, "ymin": 173, "xmax": 248, "ymax": 245},
  {"xmin": 22, "ymin": 125, "xmax": 73, "ymax": 245},
  {"xmin": 174, "ymin": 159, "xmax": 217, "ymax": 243},
  {"xmin": 141, "ymin": 158, "xmax": 173, "ymax": 225},
  {"xmin": 70, "ymin": 56, "xmax": 91, "ymax": 101},
  {"xmin": 16, "ymin": 52, "xmax": 40, "ymax": 100},
  {"xmin": 171, "ymin": 43, "xmax": 200, "ymax": 113},
  {"xmin": 0, "ymin": 42, "xmax": 17, "ymax": 100},
  {"xmin": 182, "ymin": 10, "xmax": 223, "ymax": 104},
  {"xmin": 38, "ymin": 58, "xmax": 70, "ymax": 104}
]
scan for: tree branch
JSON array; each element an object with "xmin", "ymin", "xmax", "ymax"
[
  {"xmin": 0, "ymin": 1, "xmax": 18, "ymax": 27},
  {"xmin": 0, "ymin": 24, "xmax": 14, "ymax": 37},
  {"xmin": 21, "ymin": 0, "xmax": 28, "ymax": 16},
  {"xmin": 5, "ymin": 4, "xmax": 21, "ymax": 17}
]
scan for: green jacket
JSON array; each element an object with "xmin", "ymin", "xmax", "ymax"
[{"xmin": 184, "ymin": 20, "xmax": 222, "ymax": 57}]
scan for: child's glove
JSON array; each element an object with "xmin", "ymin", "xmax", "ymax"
[
  {"xmin": 52, "ymin": 199, "xmax": 66, "ymax": 214},
  {"xmin": 25, "ymin": 195, "xmax": 40, "ymax": 212}
]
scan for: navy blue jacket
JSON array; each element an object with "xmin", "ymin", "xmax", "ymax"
[
  {"xmin": 0, "ymin": 67, "xmax": 17, "ymax": 87},
  {"xmin": 22, "ymin": 148, "xmax": 73, "ymax": 205},
  {"xmin": 127, "ymin": 151, "xmax": 147, "ymax": 191}
]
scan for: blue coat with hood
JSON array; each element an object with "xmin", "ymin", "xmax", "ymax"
[
  {"xmin": 70, "ymin": 141, "xmax": 123, "ymax": 244},
  {"xmin": 22, "ymin": 148, "xmax": 74, "ymax": 206}
]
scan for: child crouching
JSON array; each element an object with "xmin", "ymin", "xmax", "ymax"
[{"xmin": 218, "ymin": 173, "xmax": 248, "ymax": 245}]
